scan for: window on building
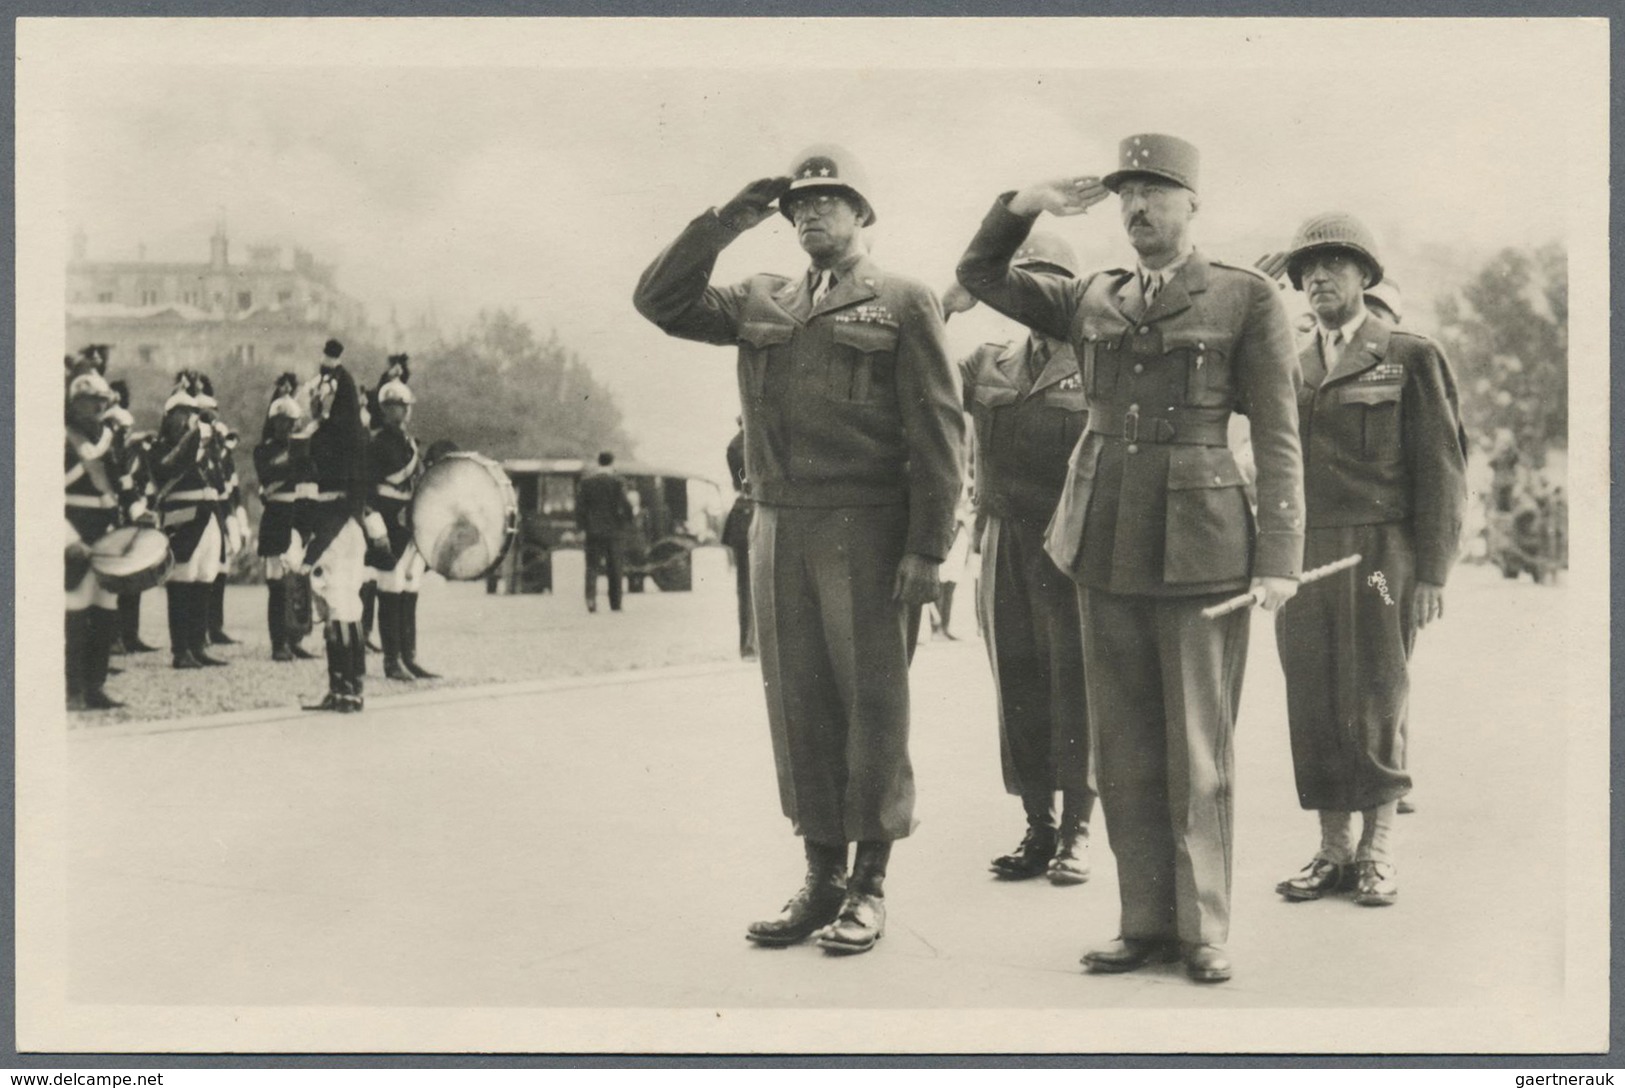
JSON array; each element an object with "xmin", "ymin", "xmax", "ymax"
[
  {"xmin": 97, "ymin": 292, "xmax": 113, "ymax": 304},
  {"xmin": 138, "ymin": 346, "xmax": 156, "ymax": 365},
  {"xmin": 277, "ymin": 289, "xmax": 293, "ymax": 307},
  {"xmin": 238, "ymin": 291, "xmax": 253, "ymax": 311},
  {"xmin": 140, "ymin": 289, "xmax": 158, "ymax": 306},
  {"xmin": 238, "ymin": 344, "xmax": 256, "ymax": 365}
]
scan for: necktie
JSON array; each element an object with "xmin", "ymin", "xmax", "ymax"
[
  {"xmin": 1306, "ymin": 329, "xmax": 1341, "ymax": 388},
  {"xmin": 1028, "ymin": 341, "xmax": 1050, "ymax": 384},
  {"xmin": 812, "ymin": 271, "xmax": 836, "ymax": 306},
  {"xmin": 1141, "ymin": 271, "xmax": 1161, "ymax": 311}
]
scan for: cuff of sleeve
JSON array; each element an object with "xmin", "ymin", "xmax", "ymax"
[
  {"xmin": 907, "ymin": 523, "xmax": 954, "ymax": 563},
  {"xmin": 1416, "ymin": 557, "xmax": 1455, "ymax": 587},
  {"xmin": 1254, "ymin": 530, "xmax": 1305, "ymax": 580},
  {"xmin": 995, "ymin": 191, "xmax": 1040, "ymax": 221},
  {"xmin": 702, "ymin": 207, "xmax": 745, "ymax": 241}
]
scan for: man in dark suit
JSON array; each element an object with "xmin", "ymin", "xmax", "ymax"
[
  {"xmin": 576, "ymin": 451, "xmax": 633, "ymax": 613},
  {"xmin": 1270, "ymin": 214, "xmax": 1467, "ymax": 908},
  {"xmin": 634, "ymin": 143, "xmax": 963, "ymax": 955},
  {"xmin": 957, "ymin": 134, "xmax": 1305, "ymax": 983}
]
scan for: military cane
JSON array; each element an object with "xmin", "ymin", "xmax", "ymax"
[{"xmin": 1200, "ymin": 553, "xmax": 1363, "ymax": 619}]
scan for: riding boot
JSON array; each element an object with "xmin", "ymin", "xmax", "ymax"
[
  {"xmin": 190, "ymin": 583, "xmax": 228, "ymax": 666},
  {"xmin": 378, "ymin": 592, "xmax": 412, "ymax": 680},
  {"xmin": 401, "ymin": 592, "xmax": 439, "ymax": 679},
  {"xmin": 285, "ymin": 574, "xmax": 319, "ymax": 659},
  {"xmin": 345, "ymin": 621, "xmax": 367, "ymax": 711},
  {"xmin": 119, "ymin": 591, "xmax": 157, "ymax": 652},
  {"xmin": 990, "ymin": 791, "xmax": 1058, "ymax": 879},
  {"xmin": 82, "ymin": 607, "xmax": 124, "ymax": 709},
  {"xmin": 208, "ymin": 572, "xmax": 237, "ymax": 644},
  {"xmin": 1048, "ymin": 789, "xmax": 1095, "ymax": 885},
  {"xmin": 66, "ymin": 610, "xmax": 89, "ymax": 708},
  {"xmin": 818, "ymin": 841, "xmax": 889, "ymax": 954},
  {"xmin": 168, "ymin": 583, "xmax": 200, "ymax": 668},
  {"xmin": 267, "ymin": 580, "xmax": 292, "ymax": 661},
  {"xmin": 302, "ymin": 622, "xmax": 349, "ymax": 711},
  {"xmin": 360, "ymin": 582, "xmax": 381, "ymax": 652},
  {"xmin": 746, "ymin": 840, "xmax": 849, "ymax": 946}
]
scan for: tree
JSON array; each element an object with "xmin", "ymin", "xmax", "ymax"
[{"xmin": 1434, "ymin": 243, "xmax": 1567, "ymax": 458}]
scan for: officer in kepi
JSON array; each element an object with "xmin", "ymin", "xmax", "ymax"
[
  {"xmin": 1271, "ymin": 214, "xmax": 1466, "ymax": 908},
  {"xmin": 368, "ymin": 363, "xmax": 438, "ymax": 680},
  {"xmin": 64, "ymin": 360, "xmax": 125, "ymax": 710},
  {"xmin": 634, "ymin": 144, "xmax": 964, "ymax": 955},
  {"xmin": 957, "ymin": 134, "xmax": 1305, "ymax": 983},
  {"xmin": 943, "ymin": 233, "xmax": 1097, "ymax": 887}
]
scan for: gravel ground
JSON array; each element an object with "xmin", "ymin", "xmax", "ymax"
[{"xmin": 73, "ymin": 547, "xmax": 750, "ymax": 727}]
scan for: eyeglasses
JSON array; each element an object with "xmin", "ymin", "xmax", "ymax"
[
  {"xmin": 1299, "ymin": 252, "xmax": 1360, "ymax": 276},
  {"xmin": 785, "ymin": 193, "xmax": 847, "ymax": 221}
]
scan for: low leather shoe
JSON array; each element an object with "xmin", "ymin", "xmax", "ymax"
[
  {"xmin": 1081, "ymin": 937, "xmax": 1180, "ymax": 974},
  {"xmin": 1275, "ymin": 857, "xmax": 1352, "ymax": 901},
  {"xmin": 1353, "ymin": 860, "xmax": 1398, "ymax": 906},
  {"xmin": 815, "ymin": 892, "xmax": 886, "ymax": 955},
  {"xmin": 1184, "ymin": 943, "xmax": 1232, "ymax": 983},
  {"xmin": 746, "ymin": 874, "xmax": 847, "ymax": 946},
  {"xmin": 1047, "ymin": 831, "xmax": 1091, "ymax": 886}
]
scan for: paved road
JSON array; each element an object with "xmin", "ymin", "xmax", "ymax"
[{"xmin": 62, "ymin": 565, "xmax": 1573, "ymax": 1024}]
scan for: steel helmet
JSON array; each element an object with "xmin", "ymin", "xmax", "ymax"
[
  {"xmin": 780, "ymin": 143, "xmax": 876, "ymax": 226},
  {"xmin": 1286, "ymin": 212, "xmax": 1384, "ymax": 291},
  {"xmin": 1012, "ymin": 232, "xmax": 1080, "ymax": 278}
]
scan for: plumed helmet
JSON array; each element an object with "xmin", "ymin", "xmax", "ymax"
[
  {"xmin": 323, "ymin": 338, "xmax": 345, "ymax": 360},
  {"xmin": 67, "ymin": 368, "xmax": 115, "ymax": 404},
  {"xmin": 77, "ymin": 344, "xmax": 111, "ymax": 373},
  {"xmin": 1012, "ymin": 232, "xmax": 1080, "ymax": 278},
  {"xmin": 377, "ymin": 378, "xmax": 415, "ymax": 406},
  {"xmin": 780, "ymin": 143, "xmax": 876, "ymax": 227},
  {"xmin": 267, "ymin": 395, "xmax": 304, "ymax": 421},
  {"xmin": 1286, "ymin": 212, "xmax": 1384, "ymax": 291}
]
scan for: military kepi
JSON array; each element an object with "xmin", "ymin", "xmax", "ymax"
[{"xmin": 1103, "ymin": 133, "xmax": 1200, "ymax": 194}]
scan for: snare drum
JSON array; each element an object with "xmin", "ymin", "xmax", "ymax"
[
  {"xmin": 410, "ymin": 452, "xmax": 518, "ymax": 581},
  {"xmin": 90, "ymin": 526, "xmax": 175, "ymax": 595}
]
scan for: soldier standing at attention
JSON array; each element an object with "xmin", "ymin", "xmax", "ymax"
[
  {"xmin": 152, "ymin": 372, "xmax": 230, "ymax": 671},
  {"xmin": 942, "ymin": 232, "xmax": 1096, "ymax": 887},
  {"xmin": 1271, "ymin": 215, "xmax": 1466, "ymax": 907},
  {"xmin": 255, "ymin": 373, "xmax": 320, "ymax": 662},
  {"xmin": 368, "ymin": 368, "xmax": 438, "ymax": 680},
  {"xmin": 576, "ymin": 451, "xmax": 634, "ymax": 614},
  {"xmin": 634, "ymin": 144, "xmax": 963, "ymax": 955},
  {"xmin": 103, "ymin": 378, "xmax": 162, "ymax": 655},
  {"xmin": 957, "ymin": 134, "xmax": 1304, "ymax": 983},
  {"xmin": 64, "ymin": 362, "xmax": 125, "ymax": 709}
]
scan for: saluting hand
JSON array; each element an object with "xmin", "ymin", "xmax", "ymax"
[
  {"xmin": 1008, "ymin": 176, "xmax": 1111, "ymax": 218},
  {"xmin": 1254, "ymin": 251, "xmax": 1291, "ymax": 283},
  {"xmin": 1413, "ymin": 582, "xmax": 1446, "ymax": 628},
  {"xmin": 718, "ymin": 177, "xmax": 793, "ymax": 232},
  {"xmin": 893, "ymin": 553, "xmax": 944, "ymax": 607},
  {"xmin": 940, "ymin": 281, "xmax": 978, "ymax": 319}
]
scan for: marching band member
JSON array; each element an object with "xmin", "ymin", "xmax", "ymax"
[
  {"xmin": 104, "ymin": 378, "xmax": 162, "ymax": 654},
  {"xmin": 151, "ymin": 371, "xmax": 230, "ymax": 670},
  {"xmin": 254, "ymin": 373, "xmax": 320, "ymax": 662},
  {"xmin": 65, "ymin": 359, "xmax": 125, "ymax": 709},
  {"xmin": 368, "ymin": 360, "xmax": 438, "ymax": 680},
  {"xmin": 195, "ymin": 375, "xmax": 245, "ymax": 647}
]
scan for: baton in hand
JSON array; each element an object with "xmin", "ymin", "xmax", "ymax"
[{"xmin": 1200, "ymin": 553, "xmax": 1363, "ymax": 619}]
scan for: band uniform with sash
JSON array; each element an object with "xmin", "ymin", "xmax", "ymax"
[
  {"xmin": 197, "ymin": 375, "xmax": 247, "ymax": 647},
  {"xmin": 103, "ymin": 375, "xmax": 163, "ymax": 655},
  {"xmin": 367, "ymin": 363, "xmax": 438, "ymax": 681},
  {"xmin": 255, "ymin": 372, "xmax": 320, "ymax": 662},
  {"xmin": 64, "ymin": 361, "xmax": 125, "ymax": 709},
  {"xmin": 151, "ymin": 371, "xmax": 230, "ymax": 670},
  {"xmin": 1272, "ymin": 214, "xmax": 1468, "ymax": 907},
  {"xmin": 956, "ymin": 232, "xmax": 1097, "ymax": 886},
  {"xmin": 634, "ymin": 143, "xmax": 964, "ymax": 955},
  {"xmin": 957, "ymin": 133, "xmax": 1305, "ymax": 983}
]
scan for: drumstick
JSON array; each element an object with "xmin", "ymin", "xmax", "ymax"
[{"xmin": 1200, "ymin": 553, "xmax": 1363, "ymax": 619}]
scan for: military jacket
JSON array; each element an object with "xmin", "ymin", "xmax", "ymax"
[
  {"xmin": 65, "ymin": 426, "xmax": 120, "ymax": 545},
  {"xmin": 957, "ymin": 196, "xmax": 1304, "ymax": 595},
  {"xmin": 959, "ymin": 336, "xmax": 1088, "ymax": 525},
  {"xmin": 150, "ymin": 421, "xmax": 218, "ymax": 561},
  {"xmin": 368, "ymin": 426, "xmax": 421, "ymax": 555},
  {"xmin": 1297, "ymin": 315, "xmax": 1468, "ymax": 585},
  {"xmin": 634, "ymin": 209, "xmax": 964, "ymax": 560}
]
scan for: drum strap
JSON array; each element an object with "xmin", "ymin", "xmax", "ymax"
[{"xmin": 66, "ymin": 493, "xmax": 119, "ymax": 509}]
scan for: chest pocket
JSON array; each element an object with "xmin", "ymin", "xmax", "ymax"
[
  {"xmin": 1077, "ymin": 315, "xmax": 1125, "ymax": 400},
  {"xmin": 1337, "ymin": 382, "xmax": 1404, "ymax": 461},
  {"xmin": 1166, "ymin": 331, "xmax": 1231, "ymax": 408},
  {"xmin": 737, "ymin": 320, "xmax": 795, "ymax": 399},
  {"xmin": 828, "ymin": 321, "xmax": 899, "ymax": 404}
]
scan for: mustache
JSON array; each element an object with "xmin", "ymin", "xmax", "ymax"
[{"xmin": 1128, "ymin": 214, "xmax": 1152, "ymax": 228}]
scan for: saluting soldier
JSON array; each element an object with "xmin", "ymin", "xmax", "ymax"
[
  {"xmin": 1270, "ymin": 215, "xmax": 1466, "ymax": 907},
  {"xmin": 64, "ymin": 361, "xmax": 125, "ymax": 709},
  {"xmin": 943, "ymin": 232, "xmax": 1097, "ymax": 887},
  {"xmin": 957, "ymin": 134, "xmax": 1305, "ymax": 983},
  {"xmin": 367, "ymin": 365, "xmax": 438, "ymax": 681},
  {"xmin": 300, "ymin": 338, "xmax": 378, "ymax": 713},
  {"xmin": 151, "ymin": 372, "xmax": 230, "ymax": 670},
  {"xmin": 634, "ymin": 144, "xmax": 964, "ymax": 955},
  {"xmin": 255, "ymin": 373, "xmax": 320, "ymax": 662}
]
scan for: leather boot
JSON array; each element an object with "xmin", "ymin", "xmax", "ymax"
[
  {"xmin": 120, "ymin": 592, "xmax": 157, "ymax": 652},
  {"xmin": 401, "ymin": 592, "xmax": 439, "ymax": 679},
  {"xmin": 81, "ymin": 608, "xmax": 124, "ymax": 709},
  {"xmin": 817, "ymin": 840, "xmax": 889, "ymax": 954},
  {"xmin": 268, "ymin": 580, "xmax": 292, "ymax": 661},
  {"xmin": 285, "ymin": 573, "xmax": 319, "ymax": 658},
  {"xmin": 190, "ymin": 584, "xmax": 228, "ymax": 666},
  {"xmin": 746, "ymin": 840, "xmax": 848, "ymax": 946},
  {"xmin": 991, "ymin": 792, "xmax": 1057, "ymax": 879},
  {"xmin": 344, "ymin": 622, "xmax": 366, "ymax": 712},
  {"xmin": 378, "ymin": 592, "xmax": 412, "ymax": 680},
  {"xmin": 302, "ymin": 622, "xmax": 351, "ymax": 712},
  {"xmin": 1048, "ymin": 790, "xmax": 1093, "ymax": 885},
  {"xmin": 360, "ymin": 582, "xmax": 382, "ymax": 652},
  {"xmin": 66, "ymin": 610, "xmax": 89, "ymax": 709},
  {"xmin": 208, "ymin": 573, "xmax": 237, "ymax": 644},
  {"xmin": 168, "ymin": 584, "xmax": 201, "ymax": 669}
]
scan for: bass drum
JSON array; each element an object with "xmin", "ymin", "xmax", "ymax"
[
  {"xmin": 90, "ymin": 526, "xmax": 174, "ymax": 595},
  {"xmin": 410, "ymin": 452, "xmax": 519, "ymax": 581}
]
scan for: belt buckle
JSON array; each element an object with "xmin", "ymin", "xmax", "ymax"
[{"xmin": 1123, "ymin": 408, "xmax": 1140, "ymax": 443}]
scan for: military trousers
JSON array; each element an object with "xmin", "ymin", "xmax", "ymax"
[
  {"xmin": 979, "ymin": 515, "xmax": 1092, "ymax": 797},
  {"xmin": 1079, "ymin": 586, "xmax": 1249, "ymax": 946},
  {"xmin": 751, "ymin": 503, "xmax": 916, "ymax": 844}
]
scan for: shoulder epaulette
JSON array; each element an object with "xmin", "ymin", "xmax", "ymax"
[{"xmin": 1210, "ymin": 258, "xmax": 1277, "ymax": 284}]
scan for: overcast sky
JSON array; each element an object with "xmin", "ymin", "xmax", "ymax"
[{"xmin": 46, "ymin": 18, "xmax": 1597, "ymax": 479}]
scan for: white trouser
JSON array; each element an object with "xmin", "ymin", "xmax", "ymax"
[
  {"xmin": 375, "ymin": 541, "xmax": 427, "ymax": 593},
  {"xmin": 310, "ymin": 519, "xmax": 366, "ymax": 624},
  {"xmin": 264, "ymin": 529, "xmax": 306, "ymax": 581},
  {"xmin": 170, "ymin": 516, "xmax": 223, "ymax": 584},
  {"xmin": 66, "ymin": 566, "xmax": 118, "ymax": 611}
]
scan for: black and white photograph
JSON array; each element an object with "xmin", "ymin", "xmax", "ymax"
[{"xmin": 14, "ymin": 15, "xmax": 1610, "ymax": 1056}]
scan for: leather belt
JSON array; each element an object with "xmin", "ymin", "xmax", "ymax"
[{"xmin": 1086, "ymin": 407, "xmax": 1229, "ymax": 447}]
